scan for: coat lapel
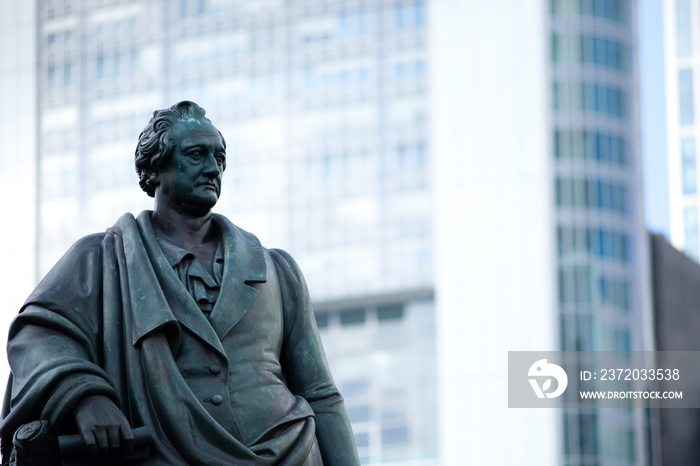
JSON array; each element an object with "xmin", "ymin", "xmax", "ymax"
[
  {"xmin": 114, "ymin": 213, "xmax": 179, "ymax": 347},
  {"xmin": 208, "ymin": 214, "xmax": 267, "ymax": 341},
  {"xmin": 130, "ymin": 212, "xmax": 227, "ymax": 359}
]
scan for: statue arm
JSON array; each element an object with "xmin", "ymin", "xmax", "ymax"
[
  {"xmin": 270, "ymin": 249, "xmax": 360, "ymax": 466},
  {"xmin": 1, "ymin": 235, "xmax": 121, "ymax": 440}
]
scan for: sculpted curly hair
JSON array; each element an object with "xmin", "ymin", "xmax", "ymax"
[{"xmin": 135, "ymin": 101, "xmax": 226, "ymax": 197}]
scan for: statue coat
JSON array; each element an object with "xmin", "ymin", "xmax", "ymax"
[{"xmin": 1, "ymin": 212, "xmax": 359, "ymax": 465}]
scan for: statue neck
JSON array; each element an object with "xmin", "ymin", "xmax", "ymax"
[{"xmin": 150, "ymin": 206, "xmax": 217, "ymax": 253}]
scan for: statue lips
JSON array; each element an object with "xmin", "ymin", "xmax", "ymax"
[{"xmin": 197, "ymin": 181, "xmax": 219, "ymax": 195}]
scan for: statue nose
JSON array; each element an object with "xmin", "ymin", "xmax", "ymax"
[{"xmin": 203, "ymin": 154, "xmax": 221, "ymax": 177}]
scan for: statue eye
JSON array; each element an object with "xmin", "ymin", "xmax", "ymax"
[{"xmin": 189, "ymin": 149, "xmax": 204, "ymax": 159}]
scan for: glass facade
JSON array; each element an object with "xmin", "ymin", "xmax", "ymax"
[
  {"xmin": 37, "ymin": 0, "xmax": 433, "ymax": 303},
  {"xmin": 36, "ymin": 1, "xmax": 435, "ymax": 464},
  {"xmin": 315, "ymin": 295, "xmax": 437, "ymax": 464},
  {"xmin": 551, "ymin": 33, "xmax": 628, "ymax": 70},
  {"xmin": 552, "ymin": 1, "xmax": 644, "ymax": 464},
  {"xmin": 554, "ymin": 129, "xmax": 627, "ymax": 164},
  {"xmin": 552, "ymin": 81, "xmax": 626, "ymax": 117},
  {"xmin": 551, "ymin": 0, "xmax": 629, "ymax": 24}
]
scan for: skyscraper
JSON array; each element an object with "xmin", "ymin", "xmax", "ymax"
[
  {"xmin": 664, "ymin": 0, "xmax": 700, "ymax": 262},
  {"xmin": 5, "ymin": 0, "xmax": 652, "ymax": 464},
  {"xmin": 435, "ymin": 1, "xmax": 652, "ymax": 464}
]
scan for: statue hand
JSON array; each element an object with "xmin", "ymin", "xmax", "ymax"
[{"xmin": 74, "ymin": 395, "xmax": 135, "ymax": 461}]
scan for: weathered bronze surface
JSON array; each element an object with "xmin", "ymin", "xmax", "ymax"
[{"xmin": 1, "ymin": 102, "xmax": 359, "ymax": 465}]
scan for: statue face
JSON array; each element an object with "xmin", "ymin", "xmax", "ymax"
[{"xmin": 155, "ymin": 118, "xmax": 226, "ymax": 215}]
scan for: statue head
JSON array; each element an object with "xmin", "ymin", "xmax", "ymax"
[{"xmin": 135, "ymin": 101, "xmax": 227, "ymax": 197}]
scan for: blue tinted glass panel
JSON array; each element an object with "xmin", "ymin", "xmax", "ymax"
[
  {"xmin": 314, "ymin": 312, "xmax": 329, "ymax": 328},
  {"xmin": 620, "ymin": 282, "xmax": 630, "ymax": 310},
  {"xmin": 96, "ymin": 56, "xmax": 104, "ymax": 79},
  {"xmin": 682, "ymin": 137, "xmax": 697, "ymax": 194},
  {"xmin": 381, "ymin": 426, "xmax": 409, "ymax": 445},
  {"xmin": 679, "ymin": 69, "xmax": 695, "ymax": 125},
  {"xmin": 616, "ymin": 329, "xmax": 630, "ymax": 351},
  {"xmin": 63, "ymin": 64, "xmax": 72, "ymax": 86},
  {"xmin": 347, "ymin": 406, "xmax": 371, "ymax": 423},
  {"xmin": 47, "ymin": 66, "xmax": 56, "ymax": 88},
  {"xmin": 342, "ymin": 380, "xmax": 369, "ymax": 397},
  {"xmin": 378, "ymin": 304, "xmax": 404, "ymax": 321},
  {"xmin": 415, "ymin": 2, "xmax": 426, "ymax": 26},
  {"xmin": 677, "ymin": 0, "xmax": 692, "ymax": 56},
  {"xmin": 340, "ymin": 308, "xmax": 366, "ymax": 325},
  {"xmin": 354, "ymin": 432, "xmax": 369, "ymax": 448},
  {"xmin": 395, "ymin": 5, "xmax": 403, "ymax": 29}
]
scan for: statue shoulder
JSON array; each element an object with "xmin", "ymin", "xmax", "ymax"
[
  {"xmin": 63, "ymin": 211, "xmax": 139, "ymax": 256},
  {"xmin": 268, "ymin": 248, "xmax": 307, "ymax": 288},
  {"xmin": 69, "ymin": 232, "xmax": 109, "ymax": 251},
  {"xmin": 34, "ymin": 213, "xmax": 138, "ymax": 294}
]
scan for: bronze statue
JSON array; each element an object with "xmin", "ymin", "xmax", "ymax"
[{"xmin": 1, "ymin": 101, "xmax": 359, "ymax": 465}]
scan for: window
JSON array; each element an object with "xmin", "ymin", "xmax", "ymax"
[
  {"xmin": 551, "ymin": 0, "xmax": 628, "ymax": 24},
  {"xmin": 341, "ymin": 380, "xmax": 369, "ymax": 397},
  {"xmin": 682, "ymin": 137, "xmax": 697, "ymax": 194},
  {"xmin": 553, "ymin": 81, "xmax": 626, "ymax": 118},
  {"xmin": 180, "ymin": 0, "xmax": 206, "ymax": 18},
  {"xmin": 47, "ymin": 66, "xmax": 57, "ymax": 88},
  {"xmin": 395, "ymin": 59, "xmax": 426, "ymax": 78},
  {"xmin": 416, "ymin": 142, "xmax": 426, "ymax": 166},
  {"xmin": 554, "ymin": 129, "xmax": 627, "ymax": 165},
  {"xmin": 677, "ymin": 0, "xmax": 692, "ymax": 57},
  {"xmin": 96, "ymin": 55, "xmax": 105, "ymax": 79},
  {"xmin": 354, "ymin": 432, "xmax": 369, "ymax": 448},
  {"xmin": 558, "ymin": 226, "xmax": 629, "ymax": 263},
  {"xmin": 63, "ymin": 64, "xmax": 72, "ymax": 86},
  {"xmin": 381, "ymin": 426, "xmax": 409, "ymax": 445},
  {"xmin": 552, "ymin": 33, "xmax": 627, "ymax": 70},
  {"xmin": 679, "ymin": 69, "xmax": 694, "ymax": 125},
  {"xmin": 346, "ymin": 405, "xmax": 370, "ymax": 423},
  {"xmin": 315, "ymin": 312, "xmax": 329, "ymax": 328},
  {"xmin": 378, "ymin": 304, "xmax": 404, "ymax": 322},
  {"xmin": 560, "ymin": 314, "xmax": 593, "ymax": 351},
  {"xmin": 579, "ymin": 412, "xmax": 597, "ymax": 456},
  {"xmin": 340, "ymin": 308, "xmax": 366, "ymax": 326},
  {"xmin": 616, "ymin": 328, "xmax": 630, "ymax": 351},
  {"xmin": 338, "ymin": 11, "xmax": 369, "ymax": 38},
  {"xmin": 394, "ymin": 2, "xmax": 426, "ymax": 29},
  {"xmin": 555, "ymin": 176, "xmax": 628, "ymax": 214}
]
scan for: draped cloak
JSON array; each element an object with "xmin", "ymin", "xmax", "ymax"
[{"xmin": 0, "ymin": 212, "xmax": 359, "ymax": 465}]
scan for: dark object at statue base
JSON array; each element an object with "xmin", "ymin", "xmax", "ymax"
[
  {"xmin": 9, "ymin": 421, "xmax": 59, "ymax": 466},
  {"xmin": 6, "ymin": 421, "xmax": 151, "ymax": 466}
]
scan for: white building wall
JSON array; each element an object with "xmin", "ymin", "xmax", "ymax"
[
  {"xmin": 0, "ymin": 2, "xmax": 38, "ymax": 388},
  {"xmin": 665, "ymin": 0, "xmax": 685, "ymax": 250},
  {"xmin": 430, "ymin": 1, "xmax": 559, "ymax": 465}
]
